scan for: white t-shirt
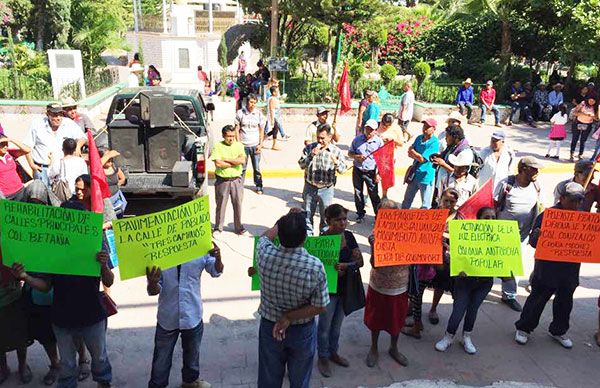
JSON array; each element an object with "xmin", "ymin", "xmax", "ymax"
[
  {"xmin": 478, "ymin": 146, "xmax": 515, "ymax": 191},
  {"xmin": 235, "ymin": 107, "xmax": 265, "ymax": 147},
  {"xmin": 437, "ymin": 173, "xmax": 479, "ymax": 207},
  {"xmin": 48, "ymin": 156, "xmax": 89, "ymax": 194},
  {"xmin": 23, "ymin": 117, "xmax": 85, "ymax": 165},
  {"xmin": 398, "ymin": 90, "xmax": 415, "ymax": 122},
  {"xmin": 494, "ymin": 178, "xmax": 541, "ymax": 241},
  {"xmin": 550, "ymin": 112, "xmax": 568, "ymax": 125}
]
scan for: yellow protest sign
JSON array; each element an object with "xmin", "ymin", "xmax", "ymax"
[
  {"xmin": 449, "ymin": 220, "xmax": 523, "ymax": 277},
  {"xmin": 113, "ymin": 196, "xmax": 212, "ymax": 280}
]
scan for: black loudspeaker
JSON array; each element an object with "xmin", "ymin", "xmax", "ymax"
[
  {"xmin": 108, "ymin": 121, "xmax": 145, "ymax": 172},
  {"xmin": 146, "ymin": 127, "xmax": 181, "ymax": 172},
  {"xmin": 140, "ymin": 91, "xmax": 174, "ymax": 128}
]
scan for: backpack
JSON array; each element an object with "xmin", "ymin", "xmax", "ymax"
[
  {"xmin": 468, "ymin": 146, "xmax": 484, "ymax": 179},
  {"xmin": 51, "ymin": 159, "xmax": 72, "ymax": 203}
]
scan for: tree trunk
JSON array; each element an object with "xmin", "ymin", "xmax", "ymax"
[
  {"xmin": 566, "ymin": 57, "xmax": 577, "ymax": 90},
  {"xmin": 500, "ymin": 19, "xmax": 511, "ymax": 79},
  {"xmin": 326, "ymin": 28, "xmax": 333, "ymax": 84},
  {"xmin": 35, "ymin": 0, "xmax": 47, "ymax": 51}
]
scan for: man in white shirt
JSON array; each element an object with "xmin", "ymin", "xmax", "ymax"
[
  {"xmin": 235, "ymin": 94, "xmax": 265, "ymax": 194},
  {"xmin": 23, "ymin": 103, "xmax": 86, "ymax": 186},
  {"xmin": 397, "ymin": 82, "xmax": 415, "ymax": 141},
  {"xmin": 478, "ymin": 131, "xmax": 515, "ymax": 191}
]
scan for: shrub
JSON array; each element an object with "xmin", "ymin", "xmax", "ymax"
[
  {"xmin": 380, "ymin": 64, "xmax": 398, "ymax": 85},
  {"xmin": 349, "ymin": 63, "xmax": 365, "ymax": 84},
  {"xmin": 413, "ymin": 61, "xmax": 431, "ymax": 87}
]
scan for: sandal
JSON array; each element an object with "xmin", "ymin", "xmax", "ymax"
[
  {"xmin": 78, "ymin": 359, "xmax": 91, "ymax": 382},
  {"xmin": 19, "ymin": 364, "xmax": 33, "ymax": 384},
  {"xmin": 43, "ymin": 366, "xmax": 60, "ymax": 386}
]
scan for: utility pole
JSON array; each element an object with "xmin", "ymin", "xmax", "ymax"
[
  {"xmin": 162, "ymin": 0, "xmax": 168, "ymax": 34},
  {"xmin": 208, "ymin": 0, "xmax": 214, "ymax": 33},
  {"xmin": 270, "ymin": 0, "xmax": 278, "ymax": 79},
  {"xmin": 133, "ymin": 0, "xmax": 139, "ymax": 32}
]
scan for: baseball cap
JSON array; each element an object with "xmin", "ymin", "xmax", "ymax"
[
  {"xmin": 447, "ymin": 111, "xmax": 464, "ymax": 124},
  {"xmin": 448, "ymin": 151, "xmax": 474, "ymax": 167},
  {"xmin": 491, "ymin": 130, "xmax": 505, "ymax": 140},
  {"xmin": 365, "ymin": 90, "xmax": 374, "ymax": 97},
  {"xmin": 364, "ymin": 119, "xmax": 379, "ymax": 130},
  {"xmin": 574, "ymin": 159, "xmax": 594, "ymax": 173},
  {"xmin": 62, "ymin": 96, "xmax": 77, "ymax": 108},
  {"xmin": 561, "ymin": 182, "xmax": 585, "ymax": 200},
  {"xmin": 421, "ymin": 118, "xmax": 437, "ymax": 128},
  {"xmin": 316, "ymin": 106, "xmax": 329, "ymax": 115},
  {"xmin": 486, "ymin": 80, "xmax": 493, "ymax": 86},
  {"xmin": 519, "ymin": 156, "xmax": 545, "ymax": 170},
  {"xmin": 46, "ymin": 103, "xmax": 63, "ymax": 113}
]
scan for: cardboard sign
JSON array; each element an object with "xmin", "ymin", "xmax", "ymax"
[
  {"xmin": 252, "ymin": 235, "xmax": 341, "ymax": 293},
  {"xmin": 534, "ymin": 208, "xmax": 600, "ymax": 263},
  {"xmin": 373, "ymin": 209, "xmax": 448, "ymax": 266},
  {"xmin": 449, "ymin": 220, "xmax": 523, "ymax": 277},
  {"xmin": 113, "ymin": 196, "xmax": 212, "ymax": 280},
  {"xmin": 0, "ymin": 200, "xmax": 103, "ymax": 276}
]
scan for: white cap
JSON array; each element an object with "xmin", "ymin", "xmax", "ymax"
[{"xmin": 365, "ymin": 119, "xmax": 379, "ymax": 130}]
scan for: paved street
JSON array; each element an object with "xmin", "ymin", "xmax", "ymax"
[{"xmin": 2, "ymin": 99, "xmax": 600, "ymax": 387}]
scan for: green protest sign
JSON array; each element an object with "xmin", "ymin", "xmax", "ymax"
[
  {"xmin": 449, "ymin": 219, "xmax": 523, "ymax": 277},
  {"xmin": 113, "ymin": 196, "xmax": 212, "ymax": 280},
  {"xmin": 251, "ymin": 234, "xmax": 341, "ymax": 293},
  {"xmin": 0, "ymin": 199, "xmax": 103, "ymax": 276}
]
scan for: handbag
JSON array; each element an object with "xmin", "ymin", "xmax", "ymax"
[
  {"xmin": 99, "ymin": 291, "xmax": 118, "ymax": 317},
  {"xmin": 404, "ymin": 162, "xmax": 417, "ymax": 184},
  {"xmin": 51, "ymin": 159, "xmax": 71, "ymax": 203},
  {"xmin": 341, "ymin": 267, "xmax": 366, "ymax": 316},
  {"xmin": 592, "ymin": 126, "xmax": 600, "ymax": 140}
]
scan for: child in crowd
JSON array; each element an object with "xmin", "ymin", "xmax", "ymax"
[
  {"xmin": 435, "ymin": 207, "xmax": 495, "ymax": 354},
  {"xmin": 317, "ymin": 204, "xmax": 363, "ymax": 377},
  {"xmin": 402, "ymin": 188, "xmax": 460, "ymax": 338},
  {"xmin": 545, "ymin": 103, "xmax": 568, "ymax": 160}
]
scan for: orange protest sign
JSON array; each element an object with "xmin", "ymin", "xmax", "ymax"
[
  {"xmin": 534, "ymin": 208, "xmax": 600, "ymax": 263},
  {"xmin": 373, "ymin": 209, "xmax": 449, "ymax": 267}
]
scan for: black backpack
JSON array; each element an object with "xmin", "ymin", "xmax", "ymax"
[{"xmin": 468, "ymin": 146, "xmax": 484, "ymax": 179}]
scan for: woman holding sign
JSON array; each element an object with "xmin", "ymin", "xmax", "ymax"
[
  {"xmin": 435, "ymin": 207, "xmax": 495, "ymax": 355},
  {"xmin": 364, "ymin": 199, "xmax": 411, "ymax": 368},
  {"xmin": 316, "ymin": 204, "xmax": 364, "ymax": 377}
]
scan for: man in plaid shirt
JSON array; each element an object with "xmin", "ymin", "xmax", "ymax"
[
  {"xmin": 298, "ymin": 125, "xmax": 347, "ymax": 235},
  {"xmin": 255, "ymin": 210, "xmax": 329, "ymax": 388}
]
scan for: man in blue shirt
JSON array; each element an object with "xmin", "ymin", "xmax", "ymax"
[
  {"xmin": 401, "ymin": 118, "xmax": 440, "ymax": 209},
  {"xmin": 348, "ymin": 119, "xmax": 384, "ymax": 223},
  {"xmin": 456, "ymin": 78, "xmax": 474, "ymax": 120},
  {"xmin": 548, "ymin": 83, "xmax": 564, "ymax": 115},
  {"xmin": 146, "ymin": 245, "xmax": 223, "ymax": 388}
]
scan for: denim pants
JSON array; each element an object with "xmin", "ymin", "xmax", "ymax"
[
  {"xmin": 401, "ymin": 180, "xmax": 434, "ymax": 209},
  {"xmin": 592, "ymin": 135, "xmax": 600, "ymax": 161},
  {"xmin": 446, "ymin": 278, "xmax": 493, "ymax": 334},
  {"xmin": 33, "ymin": 165, "xmax": 50, "ymax": 187},
  {"xmin": 570, "ymin": 122, "xmax": 593, "ymax": 156},
  {"xmin": 258, "ymin": 318, "xmax": 316, "ymax": 388},
  {"xmin": 242, "ymin": 145, "xmax": 263, "ymax": 189},
  {"xmin": 352, "ymin": 168, "xmax": 380, "ymax": 217},
  {"xmin": 458, "ymin": 102, "xmax": 473, "ymax": 119},
  {"xmin": 480, "ymin": 104, "xmax": 500, "ymax": 125},
  {"xmin": 53, "ymin": 320, "xmax": 112, "ymax": 388},
  {"xmin": 317, "ymin": 294, "xmax": 345, "ymax": 358},
  {"xmin": 148, "ymin": 321, "xmax": 204, "ymax": 388},
  {"xmin": 302, "ymin": 182, "xmax": 334, "ymax": 235},
  {"xmin": 510, "ymin": 102, "xmax": 533, "ymax": 124},
  {"xmin": 515, "ymin": 281, "xmax": 576, "ymax": 336}
]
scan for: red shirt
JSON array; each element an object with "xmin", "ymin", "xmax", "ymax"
[
  {"xmin": 0, "ymin": 150, "xmax": 24, "ymax": 196},
  {"xmin": 480, "ymin": 88, "xmax": 496, "ymax": 106}
]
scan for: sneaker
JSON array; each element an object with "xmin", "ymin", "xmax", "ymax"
[
  {"xmin": 515, "ymin": 330, "xmax": 529, "ymax": 345},
  {"xmin": 549, "ymin": 333, "xmax": 573, "ymax": 349},
  {"xmin": 551, "ymin": 155, "xmax": 559, "ymax": 160},
  {"xmin": 256, "ymin": 188, "xmax": 264, "ymax": 195},
  {"xmin": 435, "ymin": 332, "xmax": 454, "ymax": 352},
  {"xmin": 502, "ymin": 298, "xmax": 522, "ymax": 312},
  {"xmin": 462, "ymin": 333, "xmax": 477, "ymax": 354},
  {"xmin": 281, "ymin": 135, "xmax": 291, "ymax": 141},
  {"xmin": 355, "ymin": 215, "xmax": 365, "ymax": 224},
  {"xmin": 182, "ymin": 380, "xmax": 211, "ymax": 388},
  {"xmin": 545, "ymin": 154, "xmax": 550, "ymax": 158}
]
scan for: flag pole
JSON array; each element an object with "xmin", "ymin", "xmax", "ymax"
[{"xmin": 583, "ymin": 156, "xmax": 599, "ymax": 189}]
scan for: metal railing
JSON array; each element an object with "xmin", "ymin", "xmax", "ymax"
[{"xmin": 0, "ymin": 72, "xmax": 54, "ymax": 100}]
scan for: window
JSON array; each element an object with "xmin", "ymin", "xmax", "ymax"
[{"xmin": 178, "ymin": 48, "xmax": 190, "ymax": 69}]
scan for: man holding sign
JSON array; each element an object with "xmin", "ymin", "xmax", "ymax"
[
  {"xmin": 255, "ymin": 210, "xmax": 329, "ymax": 388},
  {"xmin": 515, "ymin": 182, "xmax": 586, "ymax": 349}
]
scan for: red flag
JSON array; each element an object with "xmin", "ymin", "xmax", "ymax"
[
  {"xmin": 457, "ymin": 179, "xmax": 494, "ymax": 220},
  {"xmin": 372, "ymin": 141, "xmax": 395, "ymax": 192},
  {"xmin": 336, "ymin": 63, "xmax": 352, "ymax": 115},
  {"xmin": 87, "ymin": 130, "xmax": 111, "ymax": 213}
]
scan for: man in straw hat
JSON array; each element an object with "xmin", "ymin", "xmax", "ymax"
[{"xmin": 456, "ymin": 78, "xmax": 474, "ymax": 120}]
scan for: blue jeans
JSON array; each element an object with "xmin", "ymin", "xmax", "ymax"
[
  {"xmin": 480, "ymin": 104, "xmax": 500, "ymax": 125},
  {"xmin": 266, "ymin": 118, "xmax": 286, "ymax": 138},
  {"xmin": 317, "ymin": 294, "xmax": 345, "ymax": 358},
  {"xmin": 302, "ymin": 182, "xmax": 334, "ymax": 235},
  {"xmin": 446, "ymin": 278, "xmax": 493, "ymax": 334},
  {"xmin": 510, "ymin": 102, "xmax": 533, "ymax": 124},
  {"xmin": 148, "ymin": 321, "xmax": 204, "ymax": 388},
  {"xmin": 352, "ymin": 168, "xmax": 380, "ymax": 217},
  {"xmin": 33, "ymin": 165, "xmax": 50, "ymax": 187},
  {"xmin": 242, "ymin": 146, "xmax": 263, "ymax": 189},
  {"xmin": 53, "ymin": 320, "xmax": 112, "ymax": 388},
  {"xmin": 458, "ymin": 102, "xmax": 473, "ymax": 119},
  {"xmin": 258, "ymin": 318, "xmax": 316, "ymax": 388},
  {"xmin": 401, "ymin": 180, "xmax": 434, "ymax": 209},
  {"xmin": 591, "ymin": 135, "xmax": 600, "ymax": 161}
]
